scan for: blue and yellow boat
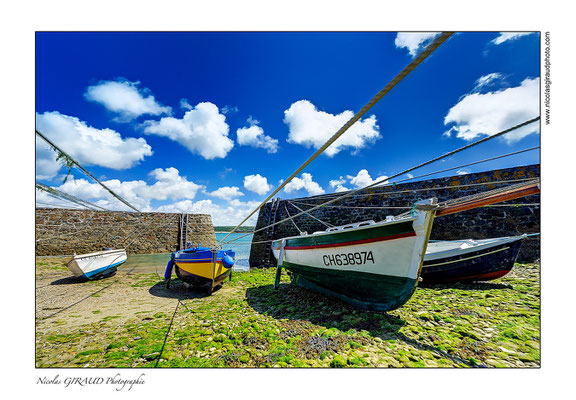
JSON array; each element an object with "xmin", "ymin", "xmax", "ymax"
[{"xmin": 164, "ymin": 246, "xmax": 235, "ymax": 293}]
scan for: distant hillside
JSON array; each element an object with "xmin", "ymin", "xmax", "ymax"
[{"xmin": 214, "ymin": 226, "xmax": 255, "ymax": 233}]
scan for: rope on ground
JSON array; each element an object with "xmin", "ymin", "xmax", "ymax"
[
  {"xmin": 37, "ymin": 265, "xmax": 138, "ymax": 320},
  {"xmin": 154, "ymin": 300, "xmax": 180, "ymax": 368}
]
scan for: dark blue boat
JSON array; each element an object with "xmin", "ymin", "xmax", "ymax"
[{"xmin": 421, "ymin": 235, "xmax": 526, "ymax": 283}]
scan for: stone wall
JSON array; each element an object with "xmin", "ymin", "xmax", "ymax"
[
  {"xmin": 249, "ymin": 164, "xmax": 540, "ymax": 267},
  {"xmin": 35, "ymin": 209, "xmax": 216, "ymax": 256}
]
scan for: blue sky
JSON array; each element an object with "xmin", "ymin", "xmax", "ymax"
[{"xmin": 35, "ymin": 32, "xmax": 540, "ymax": 225}]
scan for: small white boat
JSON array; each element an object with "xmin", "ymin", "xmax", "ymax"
[{"xmin": 67, "ymin": 248, "xmax": 127, "ymax": 280}]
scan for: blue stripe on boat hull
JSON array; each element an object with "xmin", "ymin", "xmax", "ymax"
[{"xmin": 83, "ymin": 259, "xmax": 126, "ymax": 279}]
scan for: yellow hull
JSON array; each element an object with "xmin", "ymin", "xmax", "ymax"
[{"xmin": 174, "ymin": 260, "xmax": 229, "ymax": 280}]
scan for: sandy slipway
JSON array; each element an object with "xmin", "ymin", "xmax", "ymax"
[{"xmin": 35, "ymin": 257, "xmax": 540, "ymax": 368}]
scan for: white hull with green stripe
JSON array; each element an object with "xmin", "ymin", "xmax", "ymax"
[{"xmin": 272, "ymin": 198, "xmax": 437, "ymax": 311}]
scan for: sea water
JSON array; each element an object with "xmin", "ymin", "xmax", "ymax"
[
  {"xmin": 216, "ymin": 232, "xmax": 253, "ymax": 272},
  {"xmin": 121, "ymin": 232, "xmax": 254, "ymax": 273}
]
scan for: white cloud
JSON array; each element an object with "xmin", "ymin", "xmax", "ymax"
[
  {"xmin": 44, "ymin": 167, "xmax": 203, "ymax": 211},
  {"xmin": 457, "ymin": 169, "xmax": 470, "ymax": 175},
  {"xmin": 329, "ymin": 177, "xmax": 346, "ymax": 187},
  {"xmin": 236, "ymin": 118, "xmax": 279, "ymax": 153},
  {"xmin": 221, "ymin": 106, "xmax": 238, "ymax": 115},
  {"xmin": 84, "ymin": 79, "xmax": 171, "ymax": 121},
  {"xmin": 140, "ymin": 167, "xmax": 204, "ymax": 200},
  {"xmin": 474, "ymin": 73, "xmax": 505, "ymax": 91},
  {"xmin": 38, "ymin": 167, "xmax": 260, "ymax": 226},
  {"xmin": 205, "ymin": 186, "xmax": 244, "ymax": 201},
  {"xmin": 394, "ymin": 32, "xmax": 441, "ymax": 57},
  {"xmin": 156, "ymin": 199, "xmax": 259, "ymax": 226},
  {"xmin": 284, "ymin": 173, "xmax": 325, "ymax": 196},
  {"xmin": 51, "ymin": 178, "xmax": 153, "ymax": 212},
  {"xmin": 155, "ymin": 199, "xmax": 203, "ymax": 214},
  {"xmin": 143, "ymin": 102, "xmax": 234, "ymax": 159},
  {"xmin": 36, "ymin": 141, "xmax": 63, "ymax": 181},
  {"xmin": 329, "ymin": 177, "xmax": 350, "ymax": 193},
  {"xmin": 228, "ymin": 199, "xmax": 261, "ymax": 209},
  {"xmin": 36, "ymin": 111, "xmax": 153, "ymax": 180},
  {"xmin": 443, "ymin": 77, "xmax": 540, "ymax": 143},
  {"xmin": 35, "ymin": 187, "xmax": 88, "ymax": 209},
  {"xmin": 243, "ymin": 174, "xmax": 272, "ymax": 196},
  {"xmin": 347, "ymin": 169, "xmax": 389, "ymax": 188},
  {"xmin": 284, "ymin": 100, "xmax": 380, "ymax": 157},
  {"xmin": 491, "ymin": 32, "xmax": 535, "ymax": 45},
  {"xmin": 180, "ymin": 98, "xmax": 193, "ymax": 110}
]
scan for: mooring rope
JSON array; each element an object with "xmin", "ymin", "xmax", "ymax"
[
  {"xmin": 300, "ymin": 146, "xmax": 540, "ymax": 202},
  {"xmin": 35, "ymin": 219, "xmax": 150, "ymax": 242},
  {"xmin": 220, "ymin": 117, "xmax": 539, "ymax": 246},
  {"xmin": 283, "ymin": 202, "xmax": 304, "ymax": 235},
  {"xmin": 288, "ymin": 177, "xmax": 538, "ymax": 208},
  {"xmin": 120, "ymin": 216, "xmax": 182, "ymax": 250},
  {"xmin": 218, "ymin": 32, "xmax": 454, "ymax": 244},
  {"xmin": 37, "ymin": 264, "xmax": 139, "ymax": 320},
  {"xmin": 36, "ymin": 129, "xmax": 141, "ymax": 212},
  {"xmin": 434, "ymin": 178, "xmax": 540, "ymax": 212},
  {"xmin": 291, "ymin": 202, "xmax": 412, "ymax": 210},
  {"xmin": 287, "ymin": 200, "xmax": 334, "ymax": 228},
  {"xmin": 36, "ymin": 183, "xmax": 109, "ymax": 211},
  {"xmin": 35, "ymin": 202, "xmax": 85, "ymax": 210},
  {"xmin": 154, "ymin": 300, "xmax": 180, "ymax": 368}
]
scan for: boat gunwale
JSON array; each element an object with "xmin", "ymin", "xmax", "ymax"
[
  {"xmin": 271, "ymin": 215, "xmax": 417, "ymax": 248},
  {"xmin": 69, "ymin": 248, "xmax": 127, "ymax": 261},
  {"xmin": 425, "ymin": 235, "xmax": 526, "ymax": 261}
]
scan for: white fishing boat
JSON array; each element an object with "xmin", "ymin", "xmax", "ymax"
[
  {"xmin": 271, "ymin": 198, "xmax": 438, "ymax": 311},
  {"xmin": 219, "ymin": 31, "xmax": 539, "ymax": 312},
  {"xmin": 67, "ymin": 248, "xmax": 127, "ymax": 280}
]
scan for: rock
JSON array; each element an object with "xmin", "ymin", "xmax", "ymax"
[
  {"xmin": 239, "ymin": 354, "xmax": 250, "ymax": 363},
  {"xmin": 330, "ymin": 355, "xmax": 347, "ymax": 368},
  {"xmin": 143, "ymin": 352, "xmax": 160, "ymax": 361}
]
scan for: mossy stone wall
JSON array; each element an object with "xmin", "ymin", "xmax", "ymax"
[
  {"xmin": 35, "ymin": 210, "xmax": 216, "ymax": 256},
  {"xmin": 249, "ymin": 165, "xmax": 540, "ymax": 267}
]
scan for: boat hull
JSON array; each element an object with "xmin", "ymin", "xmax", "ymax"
[
  {"xmin": 67, "ymin": 249, "xmax": 127, "ymax": 280},
  {"xmin": 286, "ymin": 262, "xmax": 418, "ymax": 311},
  {"xmin": 168, "ymin": 247, "xmax": 235, "ymax": 289},
  {"xmin": 272, "ymin": 199, "xmax": 437, "ymax": 311},
  {"xmin": 421, "ymin": 236, "xmax": 525, "ymax": 283}
]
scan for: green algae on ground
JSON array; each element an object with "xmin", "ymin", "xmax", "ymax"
[{"xmin": 35, "ymin": 261, "xmax": 540, "ymax": 368}]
